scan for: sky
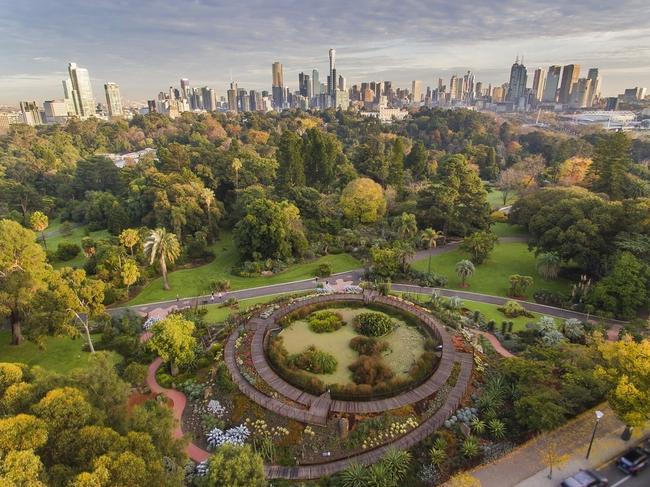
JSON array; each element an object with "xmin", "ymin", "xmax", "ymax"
[{"xmin": 1, "ymin": 0, "xmax": 649, "ymax": 105}]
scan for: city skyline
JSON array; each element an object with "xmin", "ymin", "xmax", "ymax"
[{"xmin": 1, "ymin": 0, "xmax": 649, "ymax": 104}]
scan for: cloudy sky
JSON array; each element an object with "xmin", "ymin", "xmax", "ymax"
[{"xmin": 1, "ymin": 0, "xmax": 649, "ymax": 105}]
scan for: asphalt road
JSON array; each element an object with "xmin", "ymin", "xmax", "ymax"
[{"xmin": 595, "ymin": 441, "xmax": 650, "ymax": 487}]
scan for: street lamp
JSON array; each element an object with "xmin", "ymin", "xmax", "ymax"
[{"xmin": 586, "ymin": 410, "xmax": 605, "ymax": 459}]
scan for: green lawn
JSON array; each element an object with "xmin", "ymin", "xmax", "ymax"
[
  {"xmin": 127, "ymin": 232, "xmax": 361, "ymax": 305},
  {"xmin": 492, "ymin": 222, "xmax": 528, "ymax": 238},
  {"xmin": 412, "ymin": 242, "xmax": 570, "ymax": 300},
  {"xmin": 41, "ymin": 224, "xmax": 111, "ymax": 269},
  {"xmin": 0, "ymin": 331, "xmax": 121, "ymax": 375},
  {"xmin": 202, "ymin": 293, "xmax": 300, "ymax": 323},
  {"xmin": 486, "ymin": 189, "xmax": 517, "ymax": 209}
]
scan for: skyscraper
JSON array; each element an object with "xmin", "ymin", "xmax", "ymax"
[
  {"xmin": 312, "ymin": 69, "xmax": 320, "ymax": 97},
  {"xmin": 569, "ymin": 78, "xmax": 591, "ymax": 108},
  {"xmin": 68, "ymin": 62, "xmax": 96, "ymax": 119},
  {"xmin": 543, "ymin": 66, "xmax": 562, "ymax": 103},
  {"xmin": 62, "ymin": 79, "xmax": 76, "ymax": 115},
  {"xmin": 104, "ymin": 82, "xmax": 124, "ymax": 119},
  {"xmin": 227, "ymin": 82, "xmax": 238, "ymax": 112},
  {"xmin": 298, "ymin": 72, "xmax": 310, "ymax": 97},
  {"xmin": 450, "ymin": 75, "xmax": 462, "ymax": 100},
  {"xmin": 531, "ymin": 68, "xmax": 546, "ymax": 102},
  {"xmin": 411, "ymin": 80, "xmax": 423, "ymax": 104},
  {"xmin": 586, "ymin": 68, "xmax": 601, "ymax": 107},
  {"xmin": 272, "ymin": 62, "xmax": 284, "ymax": 109},
  {"xmin": 338, "ymin": 75, "xmax": 346, "ymax": 92},
  {"xmin": 180, "ymin": 78, "xmax": 190, "ymax": 99},
  {"xmin": 558, "ymin": 64, "xmax": 580, "ymax": 104},
  {"xmin": 328, "ymin": 49, "xmax": 336, "ymax": 96},
  {"xmin": 19, "ymin": 101, "xmax": 42, "ymax": 126},
  {"xmin": 506, "ymin": 57, "xmax": 527, "ymax": 103}
]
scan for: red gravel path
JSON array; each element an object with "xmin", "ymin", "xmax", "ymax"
[
  {"xmin": 474, "ymin": 330, "xmax": 515, "ymax": 358},
  {"xmin": 147, "ymin": 357, "xmax": 210, "ymax": 463}
]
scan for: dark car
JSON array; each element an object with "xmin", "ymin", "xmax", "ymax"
[
  {"xmin": 617, "ymin": 447, "xmax": 649, "ymax": 475},
  {"xmin": 560, "ymin": 469, "xmax": 608, "ymax": 487}
]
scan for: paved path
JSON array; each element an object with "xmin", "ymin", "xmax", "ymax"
[
  {"xmin": 147, "ymin": 357, "xmax": 210, "ymax": 463},
  {"xmin": 474, "ymin": 330, "xmax": 514, "ymax": 358}
]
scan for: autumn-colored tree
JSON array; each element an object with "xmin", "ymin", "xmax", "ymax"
[
  {"xmin": 557, "ymin": 156, "xmax": 592, "ymax": 186},
  {"xmin": 143, "ymin": 228, "xmax": 181, "ymax": 291},
  {"xmin": 29, "ymin": 211, "xmax": 49, "ymax": 250},
  {"xmin": 118, "ymin": 228, "xmax": 140, "ymax": 256},
  {"xmin": 340, "ymin": 178, "xmax": 386, "ymax": 224},
  {"xmin": 148, "ymin": 314, "xmax": 197, "ymax": 376},
  {"xmin": 120, "ymin": 259, "xmax": 139, "ymax": 294}
]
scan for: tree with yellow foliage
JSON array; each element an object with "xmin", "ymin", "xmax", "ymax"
[
  {"xmin": 538, "ymin": 440, "xmax": 570, "ymax": 479},
  {"xmin": 557, "ymin": 156, "xmax": 592, "ymax": 186}
]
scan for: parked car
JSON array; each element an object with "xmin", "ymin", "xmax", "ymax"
[
  {"xmin": 617, "ymin": 447, "xmax": 649, "ymax": 475},
  {"xmin": 560, "ymin": 469, "xmax": 608, "ymax": 487}
]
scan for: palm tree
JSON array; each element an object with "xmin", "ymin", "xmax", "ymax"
[
  {"xmin": 200, "ymin": 187, "xmax": 216, "ymax": 233},
  {"xmin": 30, "ymin": 211, "xmax": 49, "ymax": 250},
  {"xmin": 395, "ymin": 212, "xmax": 418, "ymax": 241},
  {"xmin": 421, "ymin": 228, "xmax": 443, "ymax": 275},
  {"xmin": 536, "ymin": 252, "xmax": 561, "ymax": 280},
  {"xmin": 232, "ymin": 158, "xmax": 242, "ymax": 189},
  {"xmin": 456, "ymin": 259, "xmax": 475, "ymax": 288},
  {"xmin": 144, "ymin": 228, "xmax": 181, "ymax": 291}
]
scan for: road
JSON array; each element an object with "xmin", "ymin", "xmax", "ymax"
[{"xmin": 596, "ymin": 442, "xmax": 650, "ymax": 487}]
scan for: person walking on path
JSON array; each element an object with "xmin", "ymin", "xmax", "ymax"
[{"xmin": 210, "ymin": 292, "xmax": 215, "ymax": 303}]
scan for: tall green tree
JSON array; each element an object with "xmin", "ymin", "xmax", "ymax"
[
  {"xmin": 420, "ymin": 228, "xmax": 443, "ymax": 275},
  {"xmin": 143, "ymin": 229, "xmax": 181, "ymax": 291},
  {"xmin": 203, "ymin": 444, "xmax": 265, "ymax": 487},
  {"xmin": 148, "ymin": 314, "xmax": 197, "ymax": 376},
  {"xmin": 340, "ymin": 178, "xmax": 386, "ymax": 224},
  {"xmin": 276, "ymin": 131, "xmax": 305, "ymax": 191},
  {"xmin": 460, "ymin": 230, "xmax": 498, "ymax": 264},
  {"xmin": 588, "ymin": 131, "xmax": 633, "ymax": 200},
  {"xmin": 388, "ymin": 138, "xmax": 405, "ymax": 189},
  {"xmin": 302, "ymin": 128, "xmax": 340, "ymax": 190},
  {"xmin": 456, "ymin": 259, "xmax": 475, "ymax": 287},
  {"xmin": 406, "ymin": 141, "xmax": 428, "ymax": 179},
  {"xmin": 29, "ymin": 211, "xmax": 49, "ymax": 250},
  {"xmin": 393, "ymin": 212, "xmax": 418, "ymax": 241}
]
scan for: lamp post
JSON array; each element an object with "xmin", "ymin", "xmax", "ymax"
[{"xmin": 586, "ymin": 410, "xmax": 604, "ymax": 459}]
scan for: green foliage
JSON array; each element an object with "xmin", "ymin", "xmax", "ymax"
[
  {"xmin": 276, "ymin": 130, "xmax": 305, "ymax": 191},
  {"xmin": 588, "ymin": 131, "xmax": 634, "ymax": 200},
  {"xmin": 349, "ymin": 336, "xmax": 389, "ymax": 356},
  {"xmin": 460, "ymin": 230, "xmax": 498, "ymax": 264},
  {"xmin": 340, "ymin": 177, "xmax": 386, "ymax": 223},
  {"xmin": 148, "ymin": 314, "xmax": 197, "ymax": 374},
  {"xmin": 204, "ymin": 444, "xmax": 266, "ymax": 487},
  {"xmin": 488, "ymin": 418, "xmax": 506, "ymax": 439},
  {"xmin": 370, "ymin": 246, "xmax": 401, "ymax": 279},
  {"xmin": 307, "ymin": 310, "xmax": 345, "ymax": 333},
  {"xmin": 461, "ymin": 436, "xmax": 480, "ymax": 458},
  {"xmin": 536, "ymin": 252, "xmax": 561, "ymax": 280},
  {"xmin": 353, "ymin": 312, "xmax": 395, "ymax": 337},
  {"xmin": 315, "ymin": 263, "xmax": 332, "ymax": 277},
  {"xmin": 508, "ymin": 274, "xmax": 533, "ymax": 297},
  {"xmin": 455, "ymin": 259, "xmax": 475, "ymax": 287},
  {"xmin": 288, "ymin": 346, "xmax": 338, "ymax": 374},
  {"xmin": 339, "ymin": 447, "xmax": 411, "ymax": 487},
  {"xmin": 498, "ymin": 300, "xmax": 531, "ymax": 318}
]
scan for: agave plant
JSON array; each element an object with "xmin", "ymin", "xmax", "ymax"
[
  {"xmin": 462, "ymin": 436, "xmax": 481, "ymax": 458},
  {"xmin": 488, "ymin": 419, "xmax": 506, "ymax": 440}
]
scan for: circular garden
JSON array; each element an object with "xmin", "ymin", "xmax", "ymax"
[{"xmin": 268, "ymin": 301, "xmax": 441, "ymax": 399}]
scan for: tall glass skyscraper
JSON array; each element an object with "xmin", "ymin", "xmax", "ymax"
[
  {"xmin": 68, "ymin": 62, "xmax": 96, "ymax": 118},
  {"xmin": 104, "ymin": 82, "xmax": 124, "ymax": 119}
]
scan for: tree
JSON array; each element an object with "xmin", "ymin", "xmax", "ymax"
[
  {"xmin": 118, "ymin": 229, "xmax": 140, "ymax": 256},
  {"xmin": 456, "ymin": 260, "xmax": 475, "ymax": 287},
  {"xmin": 143, "ymin": 228, "xmax": 180, "ymax": 291},
  {"xmin": 589, "ymin": 252, "xmax": 649, "ymax": 320},
  {"xmin": 588, "ymin": 131, "xmax": 633, "ymax": 200},
  {"xmin": 0, "ymin": 414, "xmax": 48, "ymax": 452},
  {"xmin": 120, "ymin": 259, "xmax": 139, "ymax": 294},
  {"xmin": 557, "ymin": 156, "xmax": 592, "ymax": 186},
  {"xmin": 30, "ymin": 211, "xmax": 49, "ymax": 250},
  {"xmin": 232, "ymin": 157, "xmax": 242, "ymax": 189},
  {"xmin": 460, "ymin": 230, "xmax": 498, "ymax": 264},
  {"xmin": 32, "ymin": 387, "xmax": 93, "ymax": 435},
  {"xmin": 393, "ymin": 212, "xmax": 418, "ymax": 241},
  {"xmin": 393, "ymin": 241, "xmax": 415, "ymax": 273},
  {"xmin": 199, "ymin": 186, "xmax": 219, "ymax": 238},
  {"xmin": 277, "ymin": 130, "xmax": 305, "ymax": 191},
  {"xmin": 420, "ymin": 228, "xmax": 443, "ymax": 275},
  {"xmin": 536, "ymin": 252, "xmax": 561, "ymax": 280},
  {"xmin": 60, "ymin": 268, "xmax": 106, "ymax": 354},
  {"xmin": 370, "ymin": 246, "xmax": 401, "ymax": 279},
  {"xmin": 508, "ymin": 274, "xmax": 533, "ymax": 297},
  {"xmin": 148, "ymin": 314, "xmax": 197, "ymax": 376},
  {"xmin": 302, "ymin": 128, "xmax": 340, "ymax": 190},
  {"xmin": 595, "ymin": 334, "xmax": 650, "ymax": 427},
  {"xmin": 340, "ymin": 178, "xmax": 386, "ymax": 224},
  {"xmin": 0, "ymin": 449, "xmax": 46, "ymax": 487},
  {"xmin": 0, "ymin": 220, "xmax": 49, "ymax": 345},
  {"xmin": 538, "ymin": 440, "xmax": 570, "ymax": 479},
  {"xmin": 388, "ymin": 138, "xmax": 405, "ymax": 189},
  {"xmin": 406, "ymin": 141, "xmax": 429, "ymax": 179},
  {"xmin": 203, "ymin": 444, "xmax": 265, "ymax": 487},
  {"xmin": 496, "ymin": 167, "xmax": 521, "ymax": 206}
]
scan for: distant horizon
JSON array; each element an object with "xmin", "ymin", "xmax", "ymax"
[{"xmin": 2, "ymin": 0, "xmax": 649, "ymax": 105}]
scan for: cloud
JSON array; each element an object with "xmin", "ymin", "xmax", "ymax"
[{"xmin": 1, "ymin": 0, "xmax": 649, "ymax": 103}]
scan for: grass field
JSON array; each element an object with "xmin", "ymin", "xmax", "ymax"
[
  {"xmin": 201, "ymin": 293, "xmax": 300, "ymax": 323},
  {"xmin": 492, "ymin": 222, "xmax": 528, "ymax": 238},
  {"xmin": 0, "ymin": 331, "xmax": 121, "ymax": 374},
  {"xmin": 127, "ymin": 232, "xmax": 361, "ymax": 305},
  {"xmin": 486, "ymin": 189, "xmax": 517, "ymax": 209},
  {"xmin": 412, "ymin": 241, "xmax": 570, "ymax": 300},
  {"xmin": 40, "ymin": 223, "xmax": 111, "ymax": 269}
]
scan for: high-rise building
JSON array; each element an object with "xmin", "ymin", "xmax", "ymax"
[
  {"xmin": 19, "ymin": 101, "xmax": 43, "ymax": 126},
  {"xmin": 201, "ymin": 87, "xmax": 217, "ymax": 111},
  {"xmin": 328, "ymin": 48, "xmax": 336, "ymax": 95},
  {"xmin": 68, "ymin": 62, "xmax": 96, "ymax": 119},
  {"xmin": 312, "ymin": 69, "xmax": 320, "ymax": 97},
  {"xmin": 338, "ymin": 75, "xmax": 346, "ymax": 92},
  {"xmin": 227, "ymin": 82, "xmax": 238, "ymax": 112},
  {"xmin": 272, "ymin": 62, "xmax": 284, "ymax": 109},
  {"xmin": 531, "ymin": 68, "xmax": 546, "ymax": 102},
  {"xmin": 492, "ymin": 86, "xmax": 505, "ymax": 102},
  {"xmin": 506, "ymin": 57, "xmax": 527, "ymax": 103},
  {"xmin": 61, "ymin": 79, "xmax": 77, "ymax": 115},
  {"xmin": 298, "ymin": 72, "xmax": 310, "ymax": 97},
  {"xmin": 411, "ymin": 80, "xmax": 423, "ymax": 104},
  {"xmin": 586, "ymin": 68, "xmax": 601, "ymax": 107},
  {"xmin": 558, "ymin": 64, "xmax": 580, "ymax": 104},
  {"xmin": 569, "ymin": 78, "xmax": 591, "ymax": 108},
  {"xmin": 623, "ymin": 87, "xmax": 646, "ymax": 101},
  {"xmin": 180, "ymin": 78, "xmax": 190, "ymax": 99},
  {"xmin": 543, "ymin": 66, "xmax": 562, "ymax": 103},
  {"xmin": 104, "ymin": 82, "xmax": 124, "ymax": 119},
  {"xmin": 449, "ymin": 75, "xmax": 462, "ymax": 100},
  {"xmin": 43, "ymin": 100, "xmax": 69, "ymax": 123}
]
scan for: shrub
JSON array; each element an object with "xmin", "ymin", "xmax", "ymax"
[
  {"xmin": 409, "ymin": 352, "xmax": 438, "ymax": 383},
  {"xmin": 508, "ymin": 274, "xmax": 533, "ymax": 297},
  {"xmin": 349, "ymin": 336, "xmax": 389, "ymax": 356},
  {"xmin": 498, "ymin": 300, "xmax": 532, "ymax": 318},
  {"xmin": 407, "ymin": 269, "xmax": 448, "ymax": 287},
  {"xmin": 533, "ymin": 289, "xmax": 566, "ymax": 307},
  {"xmin": 348, "ymin": 355, "xmax": 394, "ymax": 386},
  {"xmin": 461, "ymin": 436, "xmax": 480, "ymax": 458},
  {"xmin": 122, "ymin": 363, "xmax": 148, "ymax": 388},
  {"xmin": 288, "ymin": 346, "xmax": 338, "ymax": 374},
  {"xmin": 60, "ymin": 221, "xmax": 73, "ymax": 236},
  {"xmin": 315, "ymin": 263, "xmax": 332, "ymax": 277},
  {"xmin": 307, "ymin": 310, "xmax": 345, "ymax": 333},
  {"xmin": 210, "ymin": 279, "xmax": 231, "ymax": 292},
  {"xmin": 353, "ymin": 312, "xmax": 395, "ymax": 337},
  {"xmin": 56, "ymin": 243, "xmax": 81, "ymax": 261}
]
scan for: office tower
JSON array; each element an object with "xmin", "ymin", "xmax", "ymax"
[
  {"xmin": 68, "ymin": 62, "xmax": 96, "ymax": 118},
  {"xmin": 311, "ymin": 69, "xmax": 320, "ymax": 97},
  {"xmin": 43, "ymin": 100, "xmax": 69, "ymax": 123},
  {"xmin": 272, "ymin": 62, "xmax": 284, "ymax": 109},
  {"xmin": 147, "ymin": 100, "xmax": 157, "ymax": 113},
  {"xmin": 464, "ymin": 71, "xmax": 475, "ymax": 99},
  {"xmin": 338, "ymin": 75, "xmax": 346, "ymax": 91},
  {"xmin": 61, "ymin": 79, "xmax": 77, "ymax": 115},
  {"xmin": 558, "ymin": 64, "xmax": 580, "ymax": 104},
  {"xmin": 104, "ymin": 82, "xmax": 124, "ymax": 119},
  {"xmin": 201, "ymin": 87, "xmax": 217, "ymax": 111},
  {"xmin": 506, "ymin": 57, "xmax": 527, "ymax": 103},
  {"xmin": 299, "ymin": 72, "xmax": 310, "ymax": 97},
  {"xmin": 624, "ymin": 87, "xmax": 646, "ymax": 101},
  {"xmin": 569, "ymin": 78, "xmax": 591, "ymax": 108},
  {"xmin": 227, "ymin": 82, "xmax": 238, "ymax": 112},
  {"xmin": 492, "ymin": 86, "xmax": 505, "ymax": 102},
  {"xmin": 449, "ymin": 75, "xmax": 460, "ymax": 100},
  {"xmin": 543, "ymin": 66, "xmax": 562, "ymax": 102},
  {"xmin": 531, "ymin": 68, "xmax": 546, "ymax": 101},
  {"xmin": 180, "ymin": 78, "xmax": 190, "ymax": 99},
  {"xmin": 328, "ymin": 48, "xmax": 336, "ymax": 95},
  {"xmin": 335, "ymin": 89, "xmax": 349, "ymax": 109},
  {"xmin": 604, "ymin": 97, "xmax": 619, "ymax": 111},
  {"xmin": 586, "ymin": 68, "xmax": 601, "ymax": 106},
  {"xmin": 411, "ymin": 80, "xmax": 423, "ymax": 103},
  {"xmin": 19, "ymin": 101, "xmax": 42, "ymax": 126}
]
